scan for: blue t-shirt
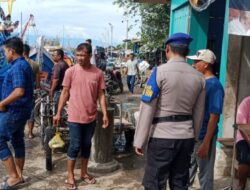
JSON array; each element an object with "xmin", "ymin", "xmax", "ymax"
[{"xmin": 199, "ymin": 77, "xmax": 224, "ymax": 140}]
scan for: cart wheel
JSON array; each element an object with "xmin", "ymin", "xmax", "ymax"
[{"xmin": 44, "ymin": 127, "xmax": 55, "ymax": 171}]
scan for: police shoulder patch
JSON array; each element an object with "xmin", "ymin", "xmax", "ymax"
[{"xmin": 141, "ymin": 67, "xmax": 160, "ymax": 103}]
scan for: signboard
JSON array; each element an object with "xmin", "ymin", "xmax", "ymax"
[
  {"xmin": 189, "ymin": 0, "xmax": 216, "ymax": 12},
  {"xmin": 229, "ymin": 0, "xmax": 250, "ymax": 36}
]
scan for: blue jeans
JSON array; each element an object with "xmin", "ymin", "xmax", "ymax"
[
  {"xmin": 0, "ymin": 112, "xmax": 27, "ymax": 160},
  {"xmin": 198, "ymin": 135, "xmax": 217, "ymax": 190},
  {"xmin": 53, "ymin": 90, "xmax": 61, "ymax": 113},
  {"xmin": 67, "ymin": 121, "xmax": 96, "ymax": 160},
  {"xmin": 189, "ymin": 135, "xmax": 217, "ymax": 190},
  {"xmin": 27, "ymin": 98, "xmax": 35, "ymax": 123},
  {"xmin": 127, "ymin": 75, "xmax": 136, "ymax": 93},
  {"xmin": 189, "ymin": 140, "xmax": 198, "ymax": 186}
]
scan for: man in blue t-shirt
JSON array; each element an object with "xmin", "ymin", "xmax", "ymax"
[{"xmin": 187, "ymin": 49, "xmax": 224, "ymax": 190}]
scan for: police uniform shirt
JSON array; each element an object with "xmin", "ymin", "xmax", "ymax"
[{"xmin": 134, "ymin": 57, "xmax": 206, "ymax": 149}]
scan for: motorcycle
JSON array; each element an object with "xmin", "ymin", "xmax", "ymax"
[{"xmin": 104, "ymin": 69, "xmax": 123, "ymax": 95}]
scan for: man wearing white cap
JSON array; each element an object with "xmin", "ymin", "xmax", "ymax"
[{"xmin": 187, "ymin": 49, "xmax": 224, "ymax": 190}]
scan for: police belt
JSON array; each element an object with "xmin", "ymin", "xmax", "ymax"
[{"xmin": 152, "ymin": 115, "xmax": 192, "ymax": 124}]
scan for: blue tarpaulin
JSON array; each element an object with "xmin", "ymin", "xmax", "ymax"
[
  {"xmin": 0, "ymin": 35, "xmax": 10, "ymax": 100},
  {"xmin": 230, "ymin": 0, "xmax": 250, "ymax": 11}
]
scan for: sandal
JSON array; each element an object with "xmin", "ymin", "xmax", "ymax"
[
  {"xmin": 65, "ymin": 179, "xmax": 76, "ymax": 190},
  {"xmin": 2, "ymin": 177, "xmax": 24, "ymax": 183},
  {"xmin": 28, "ymin": 134, "xmax": 35, "ymax": 139},
  {"xmin": 81, "ymin": 175, "xmax": 96, "ymax": 184},
  {"xmin": 2, "ymin": 177, "xmax": 8, "ymax": 182},
  {"xmin": 0, "ymin": 180, "xmax": 23, "ymax": 190}
]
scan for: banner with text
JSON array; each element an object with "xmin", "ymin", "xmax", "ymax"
[{"xmin": 229, "ymin": 0, "xmax": 250, "ymax": 36}]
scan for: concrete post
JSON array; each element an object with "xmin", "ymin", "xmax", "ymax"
[{"xmin": 89, "ymin": 107, "xmax": 119, "ymax": 174}]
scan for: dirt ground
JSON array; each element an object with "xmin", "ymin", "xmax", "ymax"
[
  {"xmin": 0, "ymin": 129, "xmax": 233, "ymax": 190},
  {"xmin": 0, "ymin": 85, "xmax": 234, "ymax": 190}
]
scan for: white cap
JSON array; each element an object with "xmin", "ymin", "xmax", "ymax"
[{"xmin": 187, "ymin": 49, "xmax": 216, "ymax": 64}]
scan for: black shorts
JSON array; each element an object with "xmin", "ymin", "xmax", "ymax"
[{"xmin": 236, "ymin": 140, "xmax": 250, "ymax": 165}]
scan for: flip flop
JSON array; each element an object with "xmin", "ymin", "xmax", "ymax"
[
  {"xmin": 28, "ymin": 134, "xmax": 35, "ymax": 139},
  {"xmin": 0, "ymin": 180, "xmax": 23, "ymax": 190},
  {"xmin": 81, "ymin": 175, "xmax": 96, "ymax": 184},
  {"xmin": 65, "ymin": 179, "xmax": 76, "ymax": 190},
  {"xmin": 2, "ymin": 177, "xmax": 24, "ymax": 183},
  {"xmin": 2, "ymin": 177, "xmax": 8, "ymax": 182}
]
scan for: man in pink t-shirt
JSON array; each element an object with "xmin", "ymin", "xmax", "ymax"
[
  {"xmin": 236, "ymin": 96, "xmax": 250, "ymax": 190},
  {"xmin": 53, "ymin": 43, "xmax": 108, "ymax": 190}
]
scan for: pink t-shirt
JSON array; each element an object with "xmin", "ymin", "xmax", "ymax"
[
  {"xmin": 62, "ymin": 64, "xmax": 105, "ymax": 124},
  {"xmin": 236, "ymin": 96, "xmax": 250, "ymax": 142}
]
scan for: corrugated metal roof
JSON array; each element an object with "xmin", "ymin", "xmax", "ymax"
[{"xmin": 133, "ymin": 0, "xmax": 169, "ymax": 4}]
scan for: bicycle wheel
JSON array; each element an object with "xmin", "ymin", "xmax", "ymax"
[{"xmin": 34, "ymin": 99, "xmax": 41, "ymax": 126}]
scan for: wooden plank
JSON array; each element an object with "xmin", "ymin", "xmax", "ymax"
[{"xmin": 217, "ymin": 138, "xmax": 234, "ymax": 148}]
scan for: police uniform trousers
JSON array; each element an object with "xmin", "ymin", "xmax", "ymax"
[{"xmin": 143, "ymin": 137, "xmax": 195, "ymax": 190}]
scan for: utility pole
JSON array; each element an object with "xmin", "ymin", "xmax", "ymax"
[
  {"xmin": 125, "ymin": 18, "xmax": 128, "ymax": 54},
  {"xmin": 104, "ymin": 27, "xmax": 110, "ymax": 55},
  {"xmin": 20, "ymin": 12, "xmax": 22, "ymax": 36},
  {"xmin": 62, "ymin": 25, "xmax": 65, "ymax": 48},
  {"xmin": 122, "ymin": 16, "xmax": 129, "ymax": 56},
  {"xmin": 108, "ymin": 23, "xmax": 113, "ymax": 59}
]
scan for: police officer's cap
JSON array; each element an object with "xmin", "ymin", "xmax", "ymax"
[{"xmin": 165, "ymin": 33, "xmax": 193, "ymax": 46}]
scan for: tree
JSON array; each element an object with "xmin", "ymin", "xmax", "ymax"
[
  {"xmin": 113, "ymin": 0, "xmax": 170, "ymax": 50},
  {"xmin": 116, "ymin": 40, "xmax": 134, "ymax": 50}
]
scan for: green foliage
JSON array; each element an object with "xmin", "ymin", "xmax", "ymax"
[
  {"xmin": 113, "ymin": 0, "xmax": 170, "ymax": 50},
  {"xmin": 115, "ymin": 41, "xmax": 134, "ymax": 50}
]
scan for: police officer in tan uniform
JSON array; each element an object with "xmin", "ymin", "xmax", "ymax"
[{"xmin": 134, "ymin": 33, "xmax": 206, "ymax": 190}]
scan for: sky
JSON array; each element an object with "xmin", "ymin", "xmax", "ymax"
[{"xmin": 1, "ymin": 0, "xmax": 141, "ymax": 47}]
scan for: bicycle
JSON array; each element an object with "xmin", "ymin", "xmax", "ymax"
[{"xmin": 33, "ymin": 89, "xmax": 69, "ymax": 171}]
